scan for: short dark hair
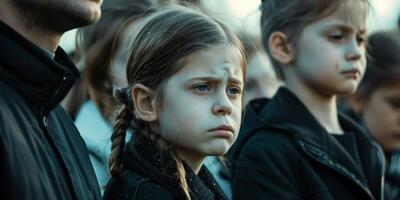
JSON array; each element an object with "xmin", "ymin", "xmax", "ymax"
[{"xmin": 357, "ymin": 29, "xmax": 400, "ymax": 99}]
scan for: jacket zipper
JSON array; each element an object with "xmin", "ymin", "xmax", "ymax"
[{"xmin": 297, "ymin": 140, "xmax": 376, "ymax": 200}]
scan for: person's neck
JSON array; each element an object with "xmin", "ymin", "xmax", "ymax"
[
  {"xmin": 285, "ymin": 74, "xmax": 343, "ymax": 134},
  {"xmin": 177, "ymin": 147, "xmax": 206, "ymax": 175},
  {"xmin": 0, "ymin": 3, "xmax": 61, "ymax": 52}
]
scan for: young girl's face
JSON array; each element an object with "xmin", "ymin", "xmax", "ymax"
[
  {"xmin": 362, "ymin": 84, "xmax": 400, "ymax": 152},
  {"xmin": 157, "ymin": 44, "xmax": 244, "ymax": 157},
  {"xmin": 292, "ymin": 0, "xmax": 367, "ymax": 96}
]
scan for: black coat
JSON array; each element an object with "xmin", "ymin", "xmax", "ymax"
[
  {"xmin": 0, "ymin": 21, "xmax": 101, "ymax": 199},
  {"xmin": 103, "ymin": 136, "xmax": 228, "ymax": 200},
  {"xmin": 341, "ymin": 106, "xmax": 400, "ymax": 200},
  {"xmin": 231, "ymin": 88, "xmax": 385, "ymax": 200}
]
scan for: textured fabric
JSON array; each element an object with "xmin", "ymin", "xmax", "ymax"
[
  {"xmin": 231, "ymin": 87, "xmax": 385, "ymax": 200},
  {"xmin": 104, "ymin": 136, "xmax": 228, "ymax": 200},
  {"xmin": 0, "ymin": 20, "xmax": 101, "ymax": 200}
]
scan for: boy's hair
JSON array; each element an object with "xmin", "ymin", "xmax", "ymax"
[
  {"xmin": 260, "ymin": 0, "xmax": 369, "ymax": 80},
  {"xmin": 109, "ymin": 5, "xmax": 245, "ymax": 200},
  {"xmin": 357, "ymin": 29, "xmax": 400, "ymax": 99}
]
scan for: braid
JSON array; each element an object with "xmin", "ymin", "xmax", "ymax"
[
  {"xmin": 174, "ymin": 156, "xmax": 191, "ymax": 200},
  {"xmin": 109, "ymin": 89, "xmax": 134, "ymax": 177},
  {"xmin": 154, "ymin": 136, "xmax": 191, "ymax": 200}
]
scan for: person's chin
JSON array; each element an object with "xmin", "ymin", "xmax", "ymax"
[
  {"xmin": 334, "ymin": 83, "xmax": 359, "ymax": 95},
  {"xmin": 85, "ymin": 3, "xmax": 102, "ymax": 22},
  {"xmin": 76, "ymin": 1, "xmax": 102, "ymax": 24},
  {"xmin": 204, "ymin": 143, "xmax": 231, "ymax": 156}
]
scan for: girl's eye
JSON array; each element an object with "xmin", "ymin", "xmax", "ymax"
[
  {"xmin": 192, "ymin": 84, "xmax": 211, "ymax": 94},
  {"xmin": 386, "ymin": 98, "xmax": 400, "ymax": 109},
  {"xmin": 329, "ymin": 34, "xmax": 344, "ymax": 41},
  {"xmin": 227, "ymin": 86, "xmax": 242, "ymax": 96}
]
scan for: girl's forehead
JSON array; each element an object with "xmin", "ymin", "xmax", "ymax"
[
  {"xmin": 178, "ymin": 45, "xmax": 244, "ymax": 77},
  {"xmin": 313, "ymin": 0, "xmax": 367, "ymax": 31}
]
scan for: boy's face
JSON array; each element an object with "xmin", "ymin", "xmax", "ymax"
[
  {"xmin": 157, "ymin": 45, "xmax": 244, "ymax": 158},
  {"xmin": 245, "ymin": 50, "xmax": 282, "ymax": 105},
  {"xmin": 292, "ymin": 1, "xmax": 367, "ymax": 96},
  {"xmin": 363, "ymin": 84, "xmax": 400, "ymax": 152}
]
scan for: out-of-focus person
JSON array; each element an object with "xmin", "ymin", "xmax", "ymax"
[
  {"xmin": 346, "ymin": 28, "xmax": 400, "ymax": 200},
  {"xmin": 0, "ymin": 0, "xmax": 102, "ymax": 199}
]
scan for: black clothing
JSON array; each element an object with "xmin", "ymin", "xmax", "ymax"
[
  {"xmin": 0, "ymin": 21, "xmax": 101, "ymax": 199},
  {"xmin": 385, "ymin": 151, "xmax": 400, "ymax": 200},
  {"xmin": 333, "ymin": 133, "xmax": 362, "ymax": 167},
  {"xmin": 103, "ymin": 136, "xmax": 228, "ymax": 200},
  {"xmin": 341, "ymin": 106, "xmax": 400, "ymax": 200},
  {"xmin": 232, "ymin": 88, "xmax": 385, "ymax": 200}
]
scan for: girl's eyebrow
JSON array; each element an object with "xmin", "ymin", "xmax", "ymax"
[
  {"xmin": 325, "ymin": 23, "xmax": 366, "ymax": 35},
  {"xmin": 186, "ymin": 76, "xmax": 243, "ymax": 85}
]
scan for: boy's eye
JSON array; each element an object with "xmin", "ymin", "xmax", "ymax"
[
  {"xmin": 245, "ymin": 80, "xmax": 255, "ymax": 92},
  {"xmin": 227, "ymin": 86, "xmax": 242, "ymax": 96},
  {"xmin": 192, "ymin": 84, "xmax": 211, "ymax": 94},
  {"xmin": 386, "ymin": 97, "xmax": 400, "ymax": 109},
  {"xmin": 356, "ymin": 35, "xmax": 366, "ymax": 45}
]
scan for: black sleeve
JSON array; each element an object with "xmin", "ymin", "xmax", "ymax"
[{"xmin": 232, "ymin": 134, "xmax": 302, "ymax": 200}]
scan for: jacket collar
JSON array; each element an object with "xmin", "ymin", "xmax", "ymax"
[
  {"xmin": 260, "ymin": 87, "xmax": 375, "ymax": 185},
  {"xmin": 0, "ymin": 20, "xmax": 79, "ymax": 116},
  {"xmin": 123, "ymin": 136, "xmax": 228, "ymax": 200}
]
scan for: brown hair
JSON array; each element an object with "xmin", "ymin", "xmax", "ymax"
[
  {"xmin": 109, "ymin": 5, "xmax": 245, "ymax": 199},
  {"xmin": 260, "ymin": 0, "xmax": 369, "ymax": 79},
  {"xmin": 72, "ymin": 0, "xmax": 155, "ymax": 121},
  {"xmin": 357, "ymin": 29, "xmax": 400, "ymax": 99}
]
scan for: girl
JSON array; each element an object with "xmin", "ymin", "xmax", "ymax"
[
  {"xmin": 348, "ymin": 29, "xmax": 400, "ymax": 200},
  {"xmin": 232, "ymin": 0, "xmax": 385, "ymax": 199},
  {"xmin": 103, "ymin": 5, "xmax": 245, "ymax": 200}
]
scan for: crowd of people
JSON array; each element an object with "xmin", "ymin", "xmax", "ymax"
[{"xmin": 0, "ymin": 0, "xmax": 399, "ymax": 199}]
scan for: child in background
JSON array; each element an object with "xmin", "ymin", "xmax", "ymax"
[
  {"xmin": 239, "ymin": 31, "xmax": 283, "ymax": 105},
  {"xmin": 232, "ymin": 0, "xmax": 385, "ymax": 199},
  {"xmin": 103, "ymin": 5, "xmax": 245, "ymax": 200},
  {"xmin": 71, "ymin": 0, "xmax": 154, "ymax": 192},
  {"xmin": 347, "ymin": 29, "xmax": 400, "ymax": 200}
]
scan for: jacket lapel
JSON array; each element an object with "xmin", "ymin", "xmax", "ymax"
[{"xmin": 261, "ymin": 88, "xmax": 377, "ymax": 199}]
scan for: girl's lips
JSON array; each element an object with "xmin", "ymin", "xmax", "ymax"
[
  {"xmin": 207, "ymin": 125, "xmax": 234, "ymax": 138},
  {"xmin": 207, "ymin": 130, "xmax": 233, "ymax": 138},
  {"xmin": 341, "ymin": 68, "xmax": 360, "ymax": 79}
]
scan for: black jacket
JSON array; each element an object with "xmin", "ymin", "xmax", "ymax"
[
  {"xmin": 0, "ymin": 21, "xmax": 101, "ymax": 199},
  {"xmin": 103, "ymin": 136, "xmax": 228, "ymax": 200},
  {"xmin": 341, "ymin": 107, "xmax": 400, "ymax": 200},
  {"xmin": 231, "ymin": 88, "xmax": 385, "ymax": 200}
]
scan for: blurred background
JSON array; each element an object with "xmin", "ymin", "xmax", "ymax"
[{"xmin": 60, "ymin": 0, "xmax": 400, "ymax": 53}]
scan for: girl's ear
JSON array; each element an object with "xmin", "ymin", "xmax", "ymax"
[
  {"xmin": 269, "ymin": 31, "xmax": 294, "ymax": 65},
  {"xmin": 131, "ymin": 83, "xmax": 158, "ymax": 122}
]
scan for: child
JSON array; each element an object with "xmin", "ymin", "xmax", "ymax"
[
  {"xmin": 232, "ymin": 0, "xmax": 385, "ymax": 199},
  {"xmin": 347, "ymin": 29, "xmax": 400, "ymax": 200},
  {"xmin": 239, "ymin": 31, "xmax": 283, "ymax": 105},
  {"xmin": 72, "ymin": 1, "xmax": 154, "ymax": 193},
  {"xmin": 103, "ymin": 5, "xmax": 245, "ymax": 200}
]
